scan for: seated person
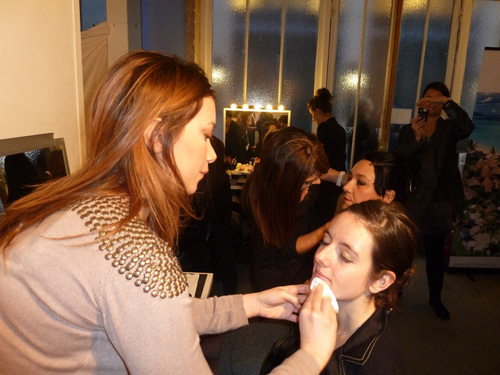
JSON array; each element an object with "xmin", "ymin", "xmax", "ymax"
[
  {"xmin": 264, "ymin": 200, "xmax": 419, "ymax": 374},
  {"xmin": 321, "ymin": 151, "xmax": 406, "ymax": 214},
  {"xmin": 242, "ymin": 127, "xmax": 330, "ymax": 291}
]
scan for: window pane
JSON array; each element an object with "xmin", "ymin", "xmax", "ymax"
[
  {"xmin": 212, "ymin": 1, "xmax": 246, "ymax": 139},
  {"xmin": 333, "ymin": 1, "xmax": 392, "ymax": 167},
  {"xmin": 392, "ymin": 0, "xmax": 427, "ymax": 110},
  {"xmin": 332, "ymin": 0, "xmax": 363, "ymax": 130},
  {"xmin": 281, "ymin": 0, "xmax": 320, "ymax": 130},
  {"xmin": 421, "ymin": 0, "xmax": 454, "ymax": 87},
  {"xmin": 212, "ymin": 1, "xmax": 320, "ymax": 138},
  {"xmin": 352, "ymin": 0, "xmax": 392, "ymax": 164},
  {"xmin": 246, "ymin": 0, "xmax": 282, "ymax": 106}
]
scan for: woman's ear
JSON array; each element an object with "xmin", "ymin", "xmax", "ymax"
[
  {"xmin": 382, "ymin": 189, "xmax": 396, "ymax": 203},
  {"xmin": 369, "ymin": 271, "xmax": 396, "ymax": 294},
  {"xmin": 143, "ymin": 118, "xmax": 164, "ymax": 155}
]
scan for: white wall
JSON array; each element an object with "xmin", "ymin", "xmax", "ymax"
[
  {"xmin": 107, "ymin": 0, "xmax": 141, "ymax": 65},
  {"xmin": 0, "ymin": 0, "xmax": 85, "ymax": 174}
]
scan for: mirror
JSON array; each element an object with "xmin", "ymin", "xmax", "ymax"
[
  {"xmin": 0, "ymin": 134, "xmax": 70, "ymax": 216},
  {"xmin": 223, "ymin": 108, "xmax": 291, "ymax": 165}
]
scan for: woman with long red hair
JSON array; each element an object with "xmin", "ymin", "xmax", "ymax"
[{"xmin": 0, "ymin": 51, "xmax": 337, "ymax": 374}]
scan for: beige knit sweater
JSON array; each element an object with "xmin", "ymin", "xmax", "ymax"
[{"xmin": 0, "ymin": 197, "xmax": 318, "ymax": 374}]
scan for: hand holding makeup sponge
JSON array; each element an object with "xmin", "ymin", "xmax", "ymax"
[{"xmin": 310, "ymin": 277, "xmax": 339, "ymax": 313}]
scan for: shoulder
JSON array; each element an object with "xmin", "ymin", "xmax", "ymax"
[{"xmin": 68, "ymin": 196, "xmax": 188, "ymax": 299}]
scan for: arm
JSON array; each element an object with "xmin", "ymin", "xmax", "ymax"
[
  {"xmin": 192, "ymin": 294, "xmax": 248, "ymax": 335},
  {"xmin": 443, "ymin": 99, "xmax": 475, "ymax": 140},
  {"xmin": 417, "ymin": 95, "xmax": 475, "ymax": 140},
  {"xmin": 295, "ymin": 220, "xmax": 330, "ymax": 255},
  {"xmin": 237, "ymin": 284, "xmax": 338, "ymax": 374},
  {"xmin": 320, "ymin": 168, "xmax": 349, "ymax": 186}
]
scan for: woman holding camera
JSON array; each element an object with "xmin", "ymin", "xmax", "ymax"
[{"xmin": 396, "ymin": 81, "xmax": 474, "ymax": 320}]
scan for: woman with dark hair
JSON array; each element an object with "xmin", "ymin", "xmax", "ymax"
[
  {"xmin": 243, "ymin": 127, "xmax": 330, "ymax": 292},
  {"xmin": 226, "ymin": 111, "xmax": 252, "ymax": 163},
  {"xmin": 308, "ymin": 88, "xmax": 346, "ymax": 222},
  {"xmin": 254, "ymin": 120, "xmax": 278, "ymax": 157},
  {"xmin": 341, "ymin": 151, "xmax": 407, "ymax": 210},
  {"xmin": 0, "ymin": 51, "xmax": 337, "ymax": 374},
  {"xmin": 396, "ymin": 81, "xmax": 474, "ymax": 320},
  {"xmin": 264, "ymin": 200, "xmax": 419, "ymax": 374}
]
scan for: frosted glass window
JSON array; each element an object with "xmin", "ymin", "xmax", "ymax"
[
  {"xmin": 332, "ymin": 0, "xmax": 363, "ymax": 129},
  {"xmin": 246, "ymin": 0, "xmax": 282, "ymax": 106},
  {"xmin": 212, "ymin": 1, "xmax": 320, "ymax": 137},
  {"xmin": 421, "ymin": 0, "xmax": 454, "ymax": 88},
  {"xmin": 392, "ymin": 0, "xmax": 427, "ymax": 109},
  {"xmin": 212, "ymin": 1, "xmax": 246, "ymax": 138},
  {"xmin": 281, "ymin": 0, "xmax": 320, "ymax": 129},
  {"xmin": 461, "ymin": 1, "xmax": 500, "ymax": 115},
  {"xmin": 333, "ymin": 1, "xmax": 392, "ymax": 166}
]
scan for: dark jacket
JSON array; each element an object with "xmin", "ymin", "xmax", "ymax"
[
  {"xmin": 316, "ymin": 117, "xmax": 346, "ymax": 221},
  {"xmin": 262, "ymin": 308, "xmax": 406, "ymax": 375},
  {"xmin": 317, "ymin": 116, "xmax": 346, "ymax": 171},
  {"xmin": 396, "ymin": 100, "xmax": 474, "ymax": 233},
  {"xmin": 322, "ymin": 308, "xmax": 405, "ymax": 375}
]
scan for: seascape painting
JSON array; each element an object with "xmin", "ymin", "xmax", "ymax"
[{"xmin": 450, "ymin": 48, "xmax": 500, "ymax": 268}]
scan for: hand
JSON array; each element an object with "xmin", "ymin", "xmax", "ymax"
[
  {"xmin": 411, "ymin": 116, "xmax": 426, "ymax": 142},
  {"xmin": 321, "ymin": 219, "xmax": 332, "ymax": 232},
  {"xmin": 242, "ymin": 284, "xmax": 309, "ymax": 322},
  {"xmin": 417, "ymin": 95, "xmax": 449, "ymax": 108},
  {"xmin": 298, "ymin": 283, "xmax": 338, "ymax": 369},
  {"xmin": 320, "ymin": 169, "xmax": 350, "ymax": 186},
  {"xmin": 341, "ymin": 173, "xmax": 351, "ymax": 186}
]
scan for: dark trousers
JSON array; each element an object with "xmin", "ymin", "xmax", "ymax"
[{"xmin": 422, "ymin": 232, "xmax": 447, "ymax": 302}]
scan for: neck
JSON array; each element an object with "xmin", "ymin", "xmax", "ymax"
[
  {"xmin": 336, "ymin": 297, "xmax": 377, "ymax": 338},
  {"xmin": 316, "ymin": 112, "xmax": 331, "ymax": 124}
]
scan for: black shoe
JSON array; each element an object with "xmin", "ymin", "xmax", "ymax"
[{"xmin": 429, "ymin": 300, "xmax": 450, "ymax": 321}]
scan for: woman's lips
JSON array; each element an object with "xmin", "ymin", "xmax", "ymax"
[{"xmin": 313, "ymin": 269, "xmax": 330, "ymax": 283}]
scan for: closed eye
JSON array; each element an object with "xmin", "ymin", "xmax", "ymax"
[{"xmin": 340, "ymin": 253, "xmax": 353, "ymax": 263}]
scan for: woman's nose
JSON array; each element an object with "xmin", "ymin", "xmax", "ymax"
[
  {"xmin": 343, "ymin": 179, "xmax": 353, "ymax": 193},
  {"xmin": 207, "ymin": 139, "xmax": 217, "ymax": 164},
  {"xmin": 314, "ymin": 246, "xmax": 329, "ymax": 267}
]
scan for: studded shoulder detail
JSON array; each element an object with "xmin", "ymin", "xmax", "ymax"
[{"xmin": 70, "ymin": 196, "xmax": 187, "ymax": 299}]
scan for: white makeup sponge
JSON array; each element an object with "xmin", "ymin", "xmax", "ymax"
[{"xmin": 310, "ymin": 277, "xmax": 339, "ymax": 313}]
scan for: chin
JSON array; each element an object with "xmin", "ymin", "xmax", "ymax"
[{"xmin": 186, "ymin": 182, "xmax": 198, "ymax": 195}]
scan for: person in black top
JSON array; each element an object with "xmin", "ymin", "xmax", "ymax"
[
  {"xmin": 396, "ymin": 81, "xmax": 474, "ymax": 320},
  {"xmin": 242, "ymin": 127, "xmax": 330, "ymax": 291},
  {"xmin": 308, "ymin": 88, "xmax": 346, "ymax": 222},
  {"xmin": 263, "ymin": 200, "xmax": 419, "ymax": 375}
]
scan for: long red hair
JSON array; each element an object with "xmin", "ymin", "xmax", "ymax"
[{"xmin": 0, "ymin": 51, "xmax": 214, "ymax": 254}]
